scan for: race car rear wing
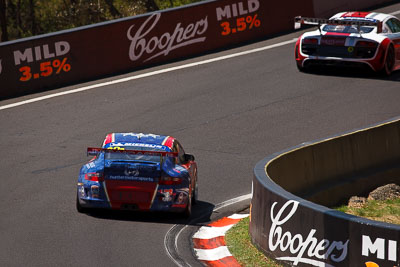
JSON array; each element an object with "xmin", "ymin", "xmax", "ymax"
[
  {"xmin": 87, "ymin": 147, "xmax": 178, "ymax": 157},
  {"xmin": 294, "ymin": 16, "xmax": 382, "ymax": 33}
]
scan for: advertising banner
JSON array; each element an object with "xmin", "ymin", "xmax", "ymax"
[{"xmin": 0, "ymin": 0, "xmax": 314, "ymax": 99}]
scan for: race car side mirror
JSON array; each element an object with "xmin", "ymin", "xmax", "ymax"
[{"xmin": 184, "ymin": 154, "xmax": 195, "ymax": 162}]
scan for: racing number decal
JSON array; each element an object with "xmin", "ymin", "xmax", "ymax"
[{"xmin": 107, "ymin": 146, "xmax": 125, "ymax": 150}]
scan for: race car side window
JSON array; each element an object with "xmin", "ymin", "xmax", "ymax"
[
  {"xmin": 172, "ymin": 141, "xmax": 186, "ymax": 164},
  {"xmin": 177, "ymin": 142, "xmax": 186, "ymax": 164},
  {"xmin": 393, "ymin": 19, "xmax": 400, "ymax": 33},
  {"xmin": 386, "ymin": 18, "xmax": 400, "ymax": 33}
]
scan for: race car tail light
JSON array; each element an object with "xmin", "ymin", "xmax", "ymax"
[
  {"xmin": 303, "ymin": 38, "xmax": 318, "ymax": 45},
  {"xmin": 355, "ymin": 41, "xmax": 378, "ymax": 58},
  {"xmin": 159, "ymin": 176, "xmax": 182, "ymax": 185},
  {"xmin": 302, "ymin": 38, "xmax": 319, "ymax": 55},
  {"xmin": 85, "ymin": 172, "xmax": 104, "ymax": 182},
  {"xmin": 356, "ymin": 41, "xmax": 377, "ymax": 48}
]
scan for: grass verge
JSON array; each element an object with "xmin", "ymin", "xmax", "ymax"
[
  {"xmin": 224, "ymin": 217, "xmax": 284, "ymax": 267},
  {"xmin": 335, "ymin": 198, "xmax": 400, "ymax": 225}
]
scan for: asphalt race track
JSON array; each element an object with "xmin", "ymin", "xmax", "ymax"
[{"xmin": 1, "ymin": 3, "xmax": 400, "ymax": 267}]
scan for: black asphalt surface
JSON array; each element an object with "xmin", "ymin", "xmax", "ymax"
[{"xmin": 1, "ymin": 3, "xmax": 400, "ymax": 267}]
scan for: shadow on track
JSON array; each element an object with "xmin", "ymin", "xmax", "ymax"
[
  {"xmin": 81, "ymin": 200, "xmax": 215, "ymax": 226},
  {"xmin": 301, "ymin": 66, "xmax": 400, "ymax": 82}
]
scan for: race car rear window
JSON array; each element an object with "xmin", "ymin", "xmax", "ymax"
[
  {"xmin": 323, "ymin": 25, "xmax": 374, "ymax": 33},
  {"xmin": 104, "ymin": 146, "xmax": 166, "ymax": 162}
]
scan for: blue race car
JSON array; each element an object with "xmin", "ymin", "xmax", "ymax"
[{"xmin": 76, "ymin": 133, "xmax": 198, "ymax": 217}]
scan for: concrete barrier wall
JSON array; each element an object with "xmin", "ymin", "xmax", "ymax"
[
  {"xmin": 267, "ymin": 120, "xmax": 400, "ymax": 207},
  {"xmin": 313, "ymin": 0, "xmax": 394, "ymax": 17},
  {"xmin": 250, "ymin": 117, "xmax": 400, "ymax": 266}
]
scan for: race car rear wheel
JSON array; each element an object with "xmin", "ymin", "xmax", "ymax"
[
  {"xmin": 76, "ymin": 195, "xmax": 88, "ymax": 213},
  {"xmin": 192, "ymin": 178, "xmax": 198, "ymax": 205},
  {"xmin": 382, "ymin": 45, "xmax": 395, "ymax": 76},
  {"xmin": 183, "ymin": 193, "xmax": 192, "ymax": 218},
  {"xmin": 296, "ymin": 62, "xmax": 304, "ymax": 72},
  {"xmin": 296, "ymin": 62, "xmax": 309, "ymax": 73}
]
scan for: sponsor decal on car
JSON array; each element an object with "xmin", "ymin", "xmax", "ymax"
[
  {"xmin": 124, "ymin": 166, "xmax": 139, "ymax": 177},
  {"xmin": 107, "ymin": 142, "xmax": 166, "ymax": 150},
  {"xmin": 85, "ymin": 162, "xmax": 96, "ymax": 169},
  {"xmin": 91, "ymin": 185, "xmax": 100, "ymax": 198},
  {"xmin": 107, "ymin": 175, "xmax": 155, "ymax": 182},
  {"xmin": 159, "ymin": 189, "xmax": 174, "ymax": 202},
  {"xmin": 321, "ymin": 37, "xmax": 346, "ymax": 46},
  {"xmin": 122, "ymin": 133, "xmax": 161, "ymax": 138}
]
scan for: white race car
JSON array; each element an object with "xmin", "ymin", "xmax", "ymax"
[{"xmin": 294, "ymin": 12, "xmax": 400, "ymax": 75}]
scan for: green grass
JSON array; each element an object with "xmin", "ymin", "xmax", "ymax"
[
  {"xmin": 225, "ymin": 217, "xmax": 284, "ymax": 267},
  {"xmin": 336, "ymin": 198, "xmax": 400, "ymax": 225}
]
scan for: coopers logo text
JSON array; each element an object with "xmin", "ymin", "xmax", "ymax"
[
  {"xmin": 269, "ymin": 200, "xmax": 349, "ymax": 266},
  {"xmin": 127, "ymin": 13, "xmax": 208, "ymax": 62}
]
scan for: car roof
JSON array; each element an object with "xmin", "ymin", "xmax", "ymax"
[
  {"xmin": 102, "ymin": 133, "xmax": 175, "ymax": 149},
  {"xmin": 330, "ymin": 12, "xmax": 394, "ymax": 22}
]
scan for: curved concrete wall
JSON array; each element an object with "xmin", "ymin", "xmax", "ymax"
[
  {"xmin": 268, "ymin": 119, "xmax": 400, "ymax": 207},
  {"xmin": 250, "ymin": 117, "xmax": 400, "ymax": 267}
]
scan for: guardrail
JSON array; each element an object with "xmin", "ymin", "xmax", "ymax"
[{"xmin": 250, "ymin": 117, "xmax": 400, "ymax": 267}]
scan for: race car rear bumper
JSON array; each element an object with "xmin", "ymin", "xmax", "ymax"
[
  {"xmin": 77, "ymin": 188, "xmax": 190, "ymax": 213},
  {"xmin": 78, "ymin": 196, "xmax": 111, "ymax": 209},
  {"xmin": 302, "ymin": 58, "xmax": 372, "ymax": 69},
  {"xmin": 296, "ymin": 38, "xmax": 390, "ymax": 72}
]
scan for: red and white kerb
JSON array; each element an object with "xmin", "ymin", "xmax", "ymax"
[{"xmin": 192, "ymin": 214, "xmax": 249, "ymax": 266}]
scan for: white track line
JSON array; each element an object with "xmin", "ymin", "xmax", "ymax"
[
  {"xmin": 390, "ymin": 10, "xmax": 400, "ymax": 16},
  {"xmin": 0, "ymin": 39, "xmax": 297, "ymax": 111}
]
